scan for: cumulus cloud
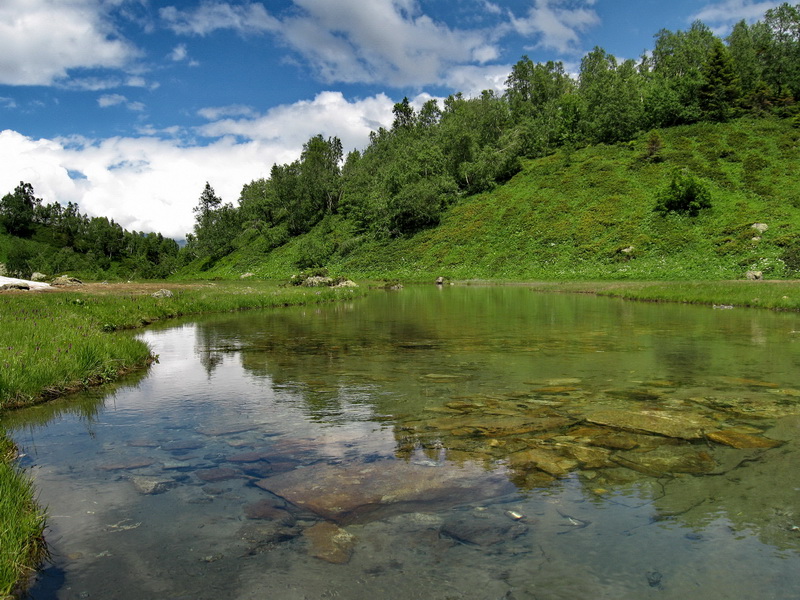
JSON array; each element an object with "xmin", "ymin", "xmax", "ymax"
[
  {"xmin": 0, "ymin": 0, "xmax": 138, "ymax": 86},
  {"xmin": 197, "ymin": 91, "xmax": 395, "ymax": 153},
  {"xmin": 0, "ymin": 92, "xmax": 398, "ymax": 239},
  {"xmin": 510, "ymin": 0, "xmax": 600, "ymax": 54}
]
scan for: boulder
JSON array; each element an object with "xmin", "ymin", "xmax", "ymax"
[
  {"xmin": 333, "ymin": 279, "xmax": 358, "ymax": 288},
  {"xmin": 151, "ymin": 289, "xmax": 174, "ymax": 298},
  {"xmin": 31, "ymin": 272, "xmax": 48, "ymax": 282},
  {"xmin": 435, "ymin": 276, "xmax": 445, "ymax": 285},
  {"xmin": 751, "ymin": 223, "xmax": 769, "ymax": 233},
  {"xmin": 240, "ymin": 272, "xmax": 254, "ymax": 279},
  {"xmin": 51, "ymin": 275, "xmax": 83, "ymax": 286},
  {"xmin": 745, "ymin": 270, "xmax": 763, "ymax": 280},
  {"xmin": 0, "ymin": 282, "xmax": 29, "ymax": 291},
  {"xmin": 300, "ymin": 276, "xmax": 334, "ymax": 287}
]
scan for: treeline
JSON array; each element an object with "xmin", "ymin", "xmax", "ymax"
[
  {"xmin": 183, "ymin": 3, "xmax": 800, "ymax": 270},
  {"xmin": 0, "ymin": 182, "xmax": 179, "ymax": 279}
]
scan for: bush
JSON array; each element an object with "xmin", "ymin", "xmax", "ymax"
[{"xmin": 654, "ymin": 169, "xmax": 712, "ymax": 216}]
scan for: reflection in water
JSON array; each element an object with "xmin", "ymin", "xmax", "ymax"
[{"xmin": 7, "ymin": 287, "xmax": 800, "ymax": 599}]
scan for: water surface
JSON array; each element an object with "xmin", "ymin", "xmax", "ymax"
[{"xmin": 7, "ymin": 286, "xmax": 800, "ymax": 599}]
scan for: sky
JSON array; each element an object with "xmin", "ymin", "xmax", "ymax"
[{"xmin": 0, "ymin": 0, "xmax": 785, "ymax": 240}]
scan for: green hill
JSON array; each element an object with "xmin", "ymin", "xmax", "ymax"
[{"xmin": 176, "ymin": 116, "xmax": 800, "ymax": 282}]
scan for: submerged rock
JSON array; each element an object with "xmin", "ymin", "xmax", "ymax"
[
  {"xmin": 585, "ymin": 409, "xmax": 718, "ymax": 440},
  {"xmin": 255, "ymin": 459, "xmax": 514, "ymax": 524},
  {"xmin": 130, "ymin": 476, "xmax": 177, "ymax": 495},
  {"xmin": 97, "ymin": 458, "xmax": 156, "ymax": 471},
  {"xmin": 506, "ymin": 447, "xmax": 579, "ymax": 477},
  {"xmin": 613, "ymin": 448, "xmax": 717, "ymax": 476},
  {"xmin": 244, "ymin": 500, "xmax": 296, "ymax": 524},
  {"xmin": 303, "ymin": 522, "xmax": 356, "ymax": 564},
  {"xmin": 440, "ymin": 513, "xmax": 527, "ymax": 546},
  {"xmin": 707, "ymin": 430, "xmax": 782, "ymax": 449},
  {"xmin": 196, "ymin": 467, "xmax": 240, "ymax": 482}
]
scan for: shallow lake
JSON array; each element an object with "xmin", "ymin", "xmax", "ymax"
[{"xmin": 7, "ymin": 285, "xmax": 800, "ymax": 599}]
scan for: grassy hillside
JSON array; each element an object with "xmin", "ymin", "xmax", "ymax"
[{"xmin": 178, "ymin": 116, "xmax": 799, "ymax": 281}]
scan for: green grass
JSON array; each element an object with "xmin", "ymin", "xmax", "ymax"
[
  {"xmin": 180, "ymin": 116, "xmax": 800, "ymax": 282},
  {"xmin": 515, "ymin": 279, "xmax": 800, "ymax": 310},
  {"xmin": 0, "ymin": 437, "xmax": 46, "ymax": 598}
]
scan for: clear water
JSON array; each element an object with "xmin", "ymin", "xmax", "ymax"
[{"xmin": 6, "ymin": 286, "xmax": 800, "ymax": 599}]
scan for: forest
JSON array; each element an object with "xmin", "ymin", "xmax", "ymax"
[{"xmin": 2, "ymin": 3, "xmax": 800, "ymax": 280}]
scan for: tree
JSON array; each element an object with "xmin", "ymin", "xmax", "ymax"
[
  {"xmin": 727, "ymin": 20, "xmax": 766, "ymax": 105},
  {"xmin": 0, "ymin": 182, "xmax": 40, "ymax": 237},
  {"xmin": 194, "ymin": 182, "xmax": 222, "ymax": 221},
  {"xmin": 189, "ymin": 183, "xmax": 241, "ymax": 261},
  {"xmin": 699, "ymin": 38, "xmax": 740, "ymax": 121},
  {"xmin": 648, "ymin": 21, "xmax": 717, "ymax": 125},
  {"xmin": 579, "ymin": 48, "xmax": 644, "ymax": 143}
]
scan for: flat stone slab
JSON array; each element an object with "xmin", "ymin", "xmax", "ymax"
[
  {"xmin": 585, "ymin": 409, "xmax": 719, "ymax": 440},
  {"xmin": 707, "ymin": 429, "xmax": 782, "ymax": 449},
  {"xmin": 256, "ymin": 460, "xmax": 515, "ymax": 524}
]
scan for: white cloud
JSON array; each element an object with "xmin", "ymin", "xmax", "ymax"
[
  {"xmin": 510, "ymin": 0, "xmax": 600, "ymax": 54},
  {"xmin": 0, "ymin": 0, "xmax": 138, "ymax": 86},
  {"xmin": 169, "ymin": 44, "xmax": 189, "ymax": 62},
  {"xmin": 98, "ymin": 94, "xmax": 146, "ymax": 112},
  {"xmin": 0, "ymin": 93, "xmax": 397, "ymax": 240},
  {"xmin": 160, "ymin": 2, "xmax": 280, "ymax": 35},
  {"xmin": 692, "ymin": 0, "xmax": 783, "ymax": 30},
  {"xmin": 161, "ymin": 0, "xmax": 505, "ymax": 87},
  {"xmin": 98, "ymin": 94, "xmax": 127, "ymax": 108}
]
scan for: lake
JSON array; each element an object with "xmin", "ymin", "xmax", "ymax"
[{"xmin": 7, "ymin": 285, "xmax": 800, "ymax": 599}]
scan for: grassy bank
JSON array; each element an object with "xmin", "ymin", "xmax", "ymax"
[
  {"xmin": 0, "ymin": 438, "xmax": 46, "ymax": 598},
  {"xmin": 510, "ymin": 279, "xmax": 800, "ymax": 310},
  {"xmin": 0, "ymin": 281, "xmax": 363, "ymax": 595}
]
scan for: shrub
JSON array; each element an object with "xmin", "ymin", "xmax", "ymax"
[{"xmin": 654, "ymin": 169, "xmax": 712, "ymax": 216}]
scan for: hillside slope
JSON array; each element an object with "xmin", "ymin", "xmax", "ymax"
[{"xmin": 180, "ymin": 117, "xmax": 800, "ymax": 281}]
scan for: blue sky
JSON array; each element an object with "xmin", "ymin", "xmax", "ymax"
[{"xmin": 0, "ymin": 0, "xmax": 783, "ymax": 239}]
